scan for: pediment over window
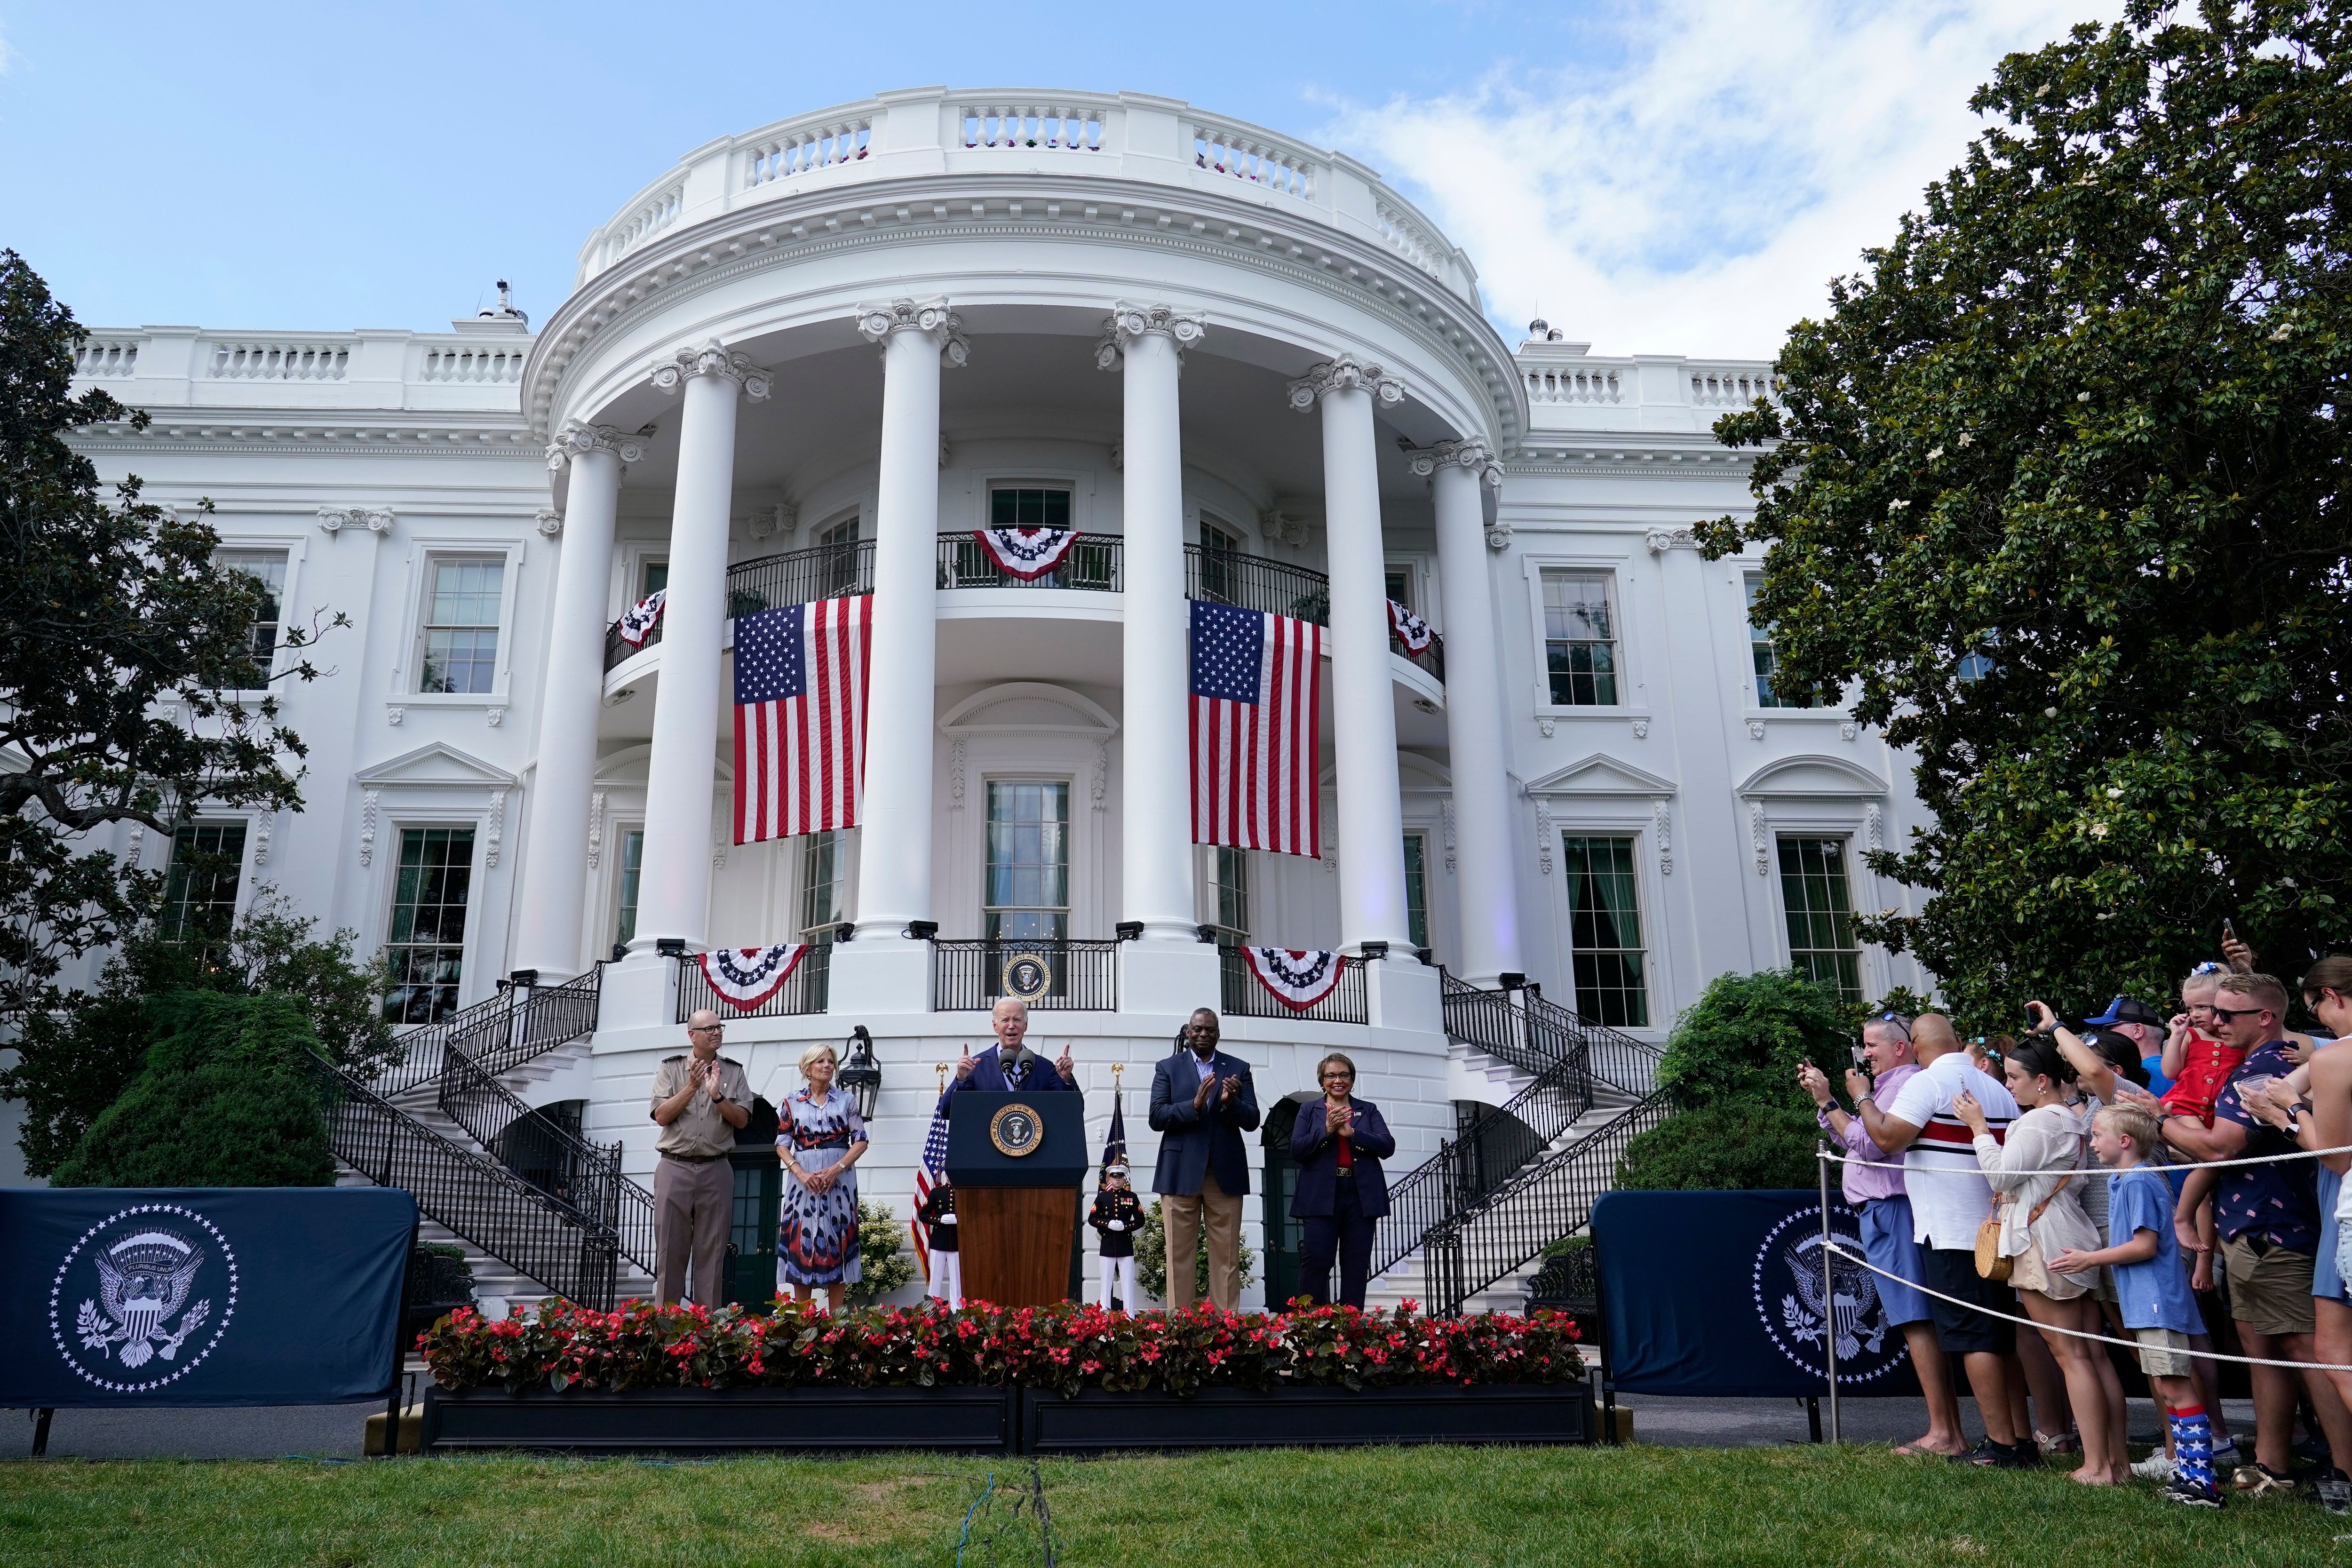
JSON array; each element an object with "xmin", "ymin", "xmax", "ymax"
[
  {"xmin": 354, "ymin": 741, "xmax": 516, "ymax": 789},
  {"xmin": 939, "ymin": 683, "xmax": 1118, "ymax": 736},
  {"xmin": 1523, "ymin": 754, "xmax": 1678, "ymax": 797},
  {"xmin": 1736, "ymin": 753, "xmax": 1887, "ymax": 798},
  {"xmin": 1398, "ymin": 752, "xmax": 1454, "ymax": 792}
]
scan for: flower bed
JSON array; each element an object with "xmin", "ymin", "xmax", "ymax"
[{"xmin": 418, "ymin": 1297, "xmax": 1582, "ymax": 1400}]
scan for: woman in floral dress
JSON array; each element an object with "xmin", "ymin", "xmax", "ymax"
[{"xmin": 777, "ymin": 1041, "xmax": 868, "ymax": 1311}]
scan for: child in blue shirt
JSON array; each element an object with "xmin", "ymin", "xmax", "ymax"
[{"xmin": 2050, "ymin": 1102, "xmax": 2218, "ymax": 1507}]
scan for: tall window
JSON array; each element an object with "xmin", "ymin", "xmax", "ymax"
[
  {"xmin": 215, "ymin": 550, "xmax": 287, "ymax": 685},
  {"xmin": 1542, "ymin": 569, "xmax": 1619, "ymax": 706},
  {"xmin": 613, "ymin": 828, "xmax": 645, "ymax": 950},
  {"xmin": 160, "ymin": 822, "xmax": 247, "ymax": 947},
  {"xmin": 1385, "ymin": 566, "xmax": 1414, "ymax": 610},
  {"xmin": 640, "ymin": 560, "xmax": 669, "ymax": 599},
  {"xmin": 1779, "ymin": 836, "xmax": 1861, "ymax": 1001},
  {"xmin": 1206, "ymin": 846, "xmax": 1249, "ymax": 944},
  {"xmin": 991, "ymin": 488, "xmax": 1071, "ymax": 531},
  {"xmin": 385, "ymin": 826, "xmax": 476, "ymax": 1024},
  {"xmin": 1402, "ymin": 834, "xmax": 1430, "ymax": 951},
  {"xmin": 984, "ymin": 781, "xmax": 1069, "ymax": 942},
  {"xmin": 1745, "ymin": 572, "xmax": 1818, "ymax": 708},
  {"xmin": 419, "ymin": 558, "xmax": 503, "ymax": 694},
  {"xmin": 1198, "ymin": 517, "xmax": 1245, "ymax": 605},
  {"xmin": 817, "ymin": 515, "xmax": 862, "ymax": 597},
  {"xmin": 1562, "ymin": 836, "xmax": 1647, "ymax": 1027},
  {"xmin": 800, "ymin": 829, "xmax": 844, "ymax": 937}
]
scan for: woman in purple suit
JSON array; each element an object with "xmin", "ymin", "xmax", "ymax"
[{"xmin": 1288, "ymin": 1052, "xmax": 1396, "ymax": 1309}]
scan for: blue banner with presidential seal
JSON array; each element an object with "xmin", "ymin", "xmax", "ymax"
[
  {"xmin": 0, "ymin": 1188, "xmax": 417, "ymax": 1407},
  {"xmin": 1590, "ymin": 1190, "xmax": 1923, "ymax": 1398}
]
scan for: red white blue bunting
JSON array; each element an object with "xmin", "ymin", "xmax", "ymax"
[
  {"xmin": 618, "ymin": 588, "xmax": 667, "ymax": 648},
  {"xmin": 1240, "ymin": 947, "xmax": 1348, "ymax": 1011},
  {"xmin": 972, "ymin": 527, "xmax": 1081, "ymax": 581},
  {"xmin": 695, "ymin": 943, "xmax": 808, "ymax": 1010},
  {"xmin": 1386, "ymin": 599, "xmax": 1433, "ymax": 654}
]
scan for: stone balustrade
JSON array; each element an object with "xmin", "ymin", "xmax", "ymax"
[
  {"xmin": 569, "ymin": 88, "xmax": 1478, "ymax": 304},
  {"xmin": 65, "ymin": 326, "xmax": 537, "ymax": 414}
]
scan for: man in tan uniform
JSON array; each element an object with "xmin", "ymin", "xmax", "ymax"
[{"xmin": 649, "ymin": 1009, "xmax": 752, "ymax": 1306}]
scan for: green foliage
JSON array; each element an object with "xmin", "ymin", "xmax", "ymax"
[
  {"xmin": 1657, "ymin": 969, "xmax": 1854, "ymax": 1114},
  {"xmin": 1133, "ymin": 1197, "xmax": 1257, "ymax": 1305},
  {"xmin": 50, "ymin": 991, "xmax": 333, "ymax": 1188},
  {"xmin": 1700, "ymin": 3, "xmax": 2352, "ymax": 1028},
  {"xmin": 1615, "ymin": 1103, "xmax": 1822, "ymax": 1193},
  {"xmin": 1, "ymin": 894, "xmax": 393, "ymax": 1177},
  {"xmin": 849, "ymin": 1198, "xmax": 916, "ymax": 1305},
  {"xmin": 0, "ymin": 251, "xmax": 331, "ymax": 1025}
]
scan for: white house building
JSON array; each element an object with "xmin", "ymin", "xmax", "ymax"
[{"xmin": 37, "ymin": 89, "xmax": 1931, "ymax": 1311}]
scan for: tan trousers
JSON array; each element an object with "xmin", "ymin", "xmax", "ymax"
[
  {"xmin": 653, "ymin": 1154, "xmax": 734, "ymax": 1307},
  {"xmin": 1161, "ymin": 1169, "xmax": 1244, "ymax": 1311}
]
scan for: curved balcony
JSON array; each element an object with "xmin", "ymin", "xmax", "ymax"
[{"xmin": 1183, "ymin": 545, "xmax": 1444, "ymax": 683}]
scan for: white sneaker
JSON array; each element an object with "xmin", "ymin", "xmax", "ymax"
[
  {"xmin": 2209, "ymin": 1438, "xmax": 2241, "ymax": 1467},
  {"xmin": 2132, "ymin": 1450, "xmax": 2176, "ymax": 1481}
]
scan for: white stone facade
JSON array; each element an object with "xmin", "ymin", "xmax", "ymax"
[{"xmin": 52, "ymin": 90, "xmax": 1931, "ymax": 1304}]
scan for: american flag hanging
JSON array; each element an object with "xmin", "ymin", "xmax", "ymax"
[
  {"xmin": 695, "ymin": 944, "xmax": 808, "ymax": 1011},
  {"xmin": 618, "ymin": 588, "xmax": 666, "ymax": 647},
  {"xmin": 732, "ymin": 596, "xmax": 872, "ymax": 844},
  {"xmin": 910, "ymin": 1098, "xmax": 953, "ymax": 1272},
  {"xmin": 1386, "ymin": 598, "xmax": 1433, "ymax": 654},
  {"xmin": 972, "ymin": 526, "xmax": 1080, "ymax": 581},
  {"xmin": 1189, "ymin": 599, "xmax": 1323, "ymax": 857},
  {"xmin": 1241, "ymin": 947, "xmax": 1348, "ymax": 1011}
]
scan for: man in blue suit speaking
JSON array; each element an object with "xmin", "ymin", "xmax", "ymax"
[
  {"xmin": 1149, "ymin": 1007, "xmax": 1260, "ymax": 1311},
  {"xmin": 937, "ymin": 998, "xmax": 1081, "ymax": 1109}
]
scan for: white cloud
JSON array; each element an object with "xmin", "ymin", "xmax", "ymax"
[{"xmin": 1320, "ymin": 0, "xmax": 2118, "ymax": 358}]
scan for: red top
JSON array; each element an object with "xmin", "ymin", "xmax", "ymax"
[{"xmin": 1333, "ymin": 1105, "xmax": 1354, "ymax": 1170}]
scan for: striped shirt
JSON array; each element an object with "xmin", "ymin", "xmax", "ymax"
[{"xmin": 1887, "ymin": 1050, "xmax": 2020, "ymax": 1250}]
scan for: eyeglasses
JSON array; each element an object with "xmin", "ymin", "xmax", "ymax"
[{"xmin": 688, "ymin": 1024, "xmax": 724, "ymax": 1035}]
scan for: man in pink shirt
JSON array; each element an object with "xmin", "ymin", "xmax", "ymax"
[{"xmin": 1802, "ymin": 1012, "xmax": 1966, "ymax": 1457}]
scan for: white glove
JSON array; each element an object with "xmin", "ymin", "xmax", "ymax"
[
  {"xmin": 1105, "ymin": 1220, "xmax": 1125, "ymax": 1232},
  {"xmin": 938, "ymin": 1213, "xmax": 956, "ymax": 1225}
]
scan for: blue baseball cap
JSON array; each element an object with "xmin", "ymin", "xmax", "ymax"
[{"xmin": 2084, "ymin": 996, "xmax": 2164, "ymax": 1029}]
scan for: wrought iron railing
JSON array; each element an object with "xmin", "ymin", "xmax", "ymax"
[
  {"xmin": 1184, "ymin": 545, "xmax": 1330, "ymax": 625},
  {"xmin": 318, "ymin": 1060, "xmax": 625, "ymax": 1310},
  {"xmin": 931, "ymin": 938, "xmax": 1120, "ymax": 1011},
  {"xmin": 373, "ymin": 966, "xmax": 603, "ymax": 1098},
  {"xmin": 1525, "ymin": 1242, "xmax": 1598, "ymax": 1316},
  {"xmin": 1371, "ymin": 1057, "xmax": 1594, "ymax": 1281},
  {"xmin": 1394, "ymin": 629, "xmax": 1445, "ymax": 684},
  {"xmin": 1420, "ymin": 1087, "xmax": 1674, "ymax": 1316},
  {"xmin": 604, "ymin": 540, "xmax": 874, "ymax": 670},
  {"xmin": 938, "ymin": 533, "xmax": 1122, "ymax": 591},
  {"xmin": 1439, "ymin": 971, "xmax": 1659, "ymax": 1098},
  {"xmin": 1216, "ymin": 946, "xmax": 1369, "ymax": 1025},
  {"xmin": 673, "ymin": 945, "xmax": 832, "ymax": 1022}
]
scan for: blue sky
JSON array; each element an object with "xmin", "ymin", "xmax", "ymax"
[{"xmin": 0, "ymin": 0, "xmax": 2113, "ymax": 356}]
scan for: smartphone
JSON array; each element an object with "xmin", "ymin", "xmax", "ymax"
[
  {"xmin": 2223, "ymin": 918, "xmax": 2237, "ymax": 941},
  {"xmin": 1848, "ymin": 1045, "xmax": 1868, "ymax": 1070}
]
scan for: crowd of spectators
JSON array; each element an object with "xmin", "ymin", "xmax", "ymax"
[{"xmin": 1801, "ymin": 944, "xmax": 2352, "ymax": 1510}]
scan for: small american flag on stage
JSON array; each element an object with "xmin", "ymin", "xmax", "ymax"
[
  {"xmin": 1190, "ymin": 599, "xmax": 1322, "ymax": 857},
  {"xmin": 733, "ymin": 596, "xmax": 872, "ymax": 844},
  {"xmin": 910, "ymin": 1100, "xmax": 952, "ymax": 1270}
]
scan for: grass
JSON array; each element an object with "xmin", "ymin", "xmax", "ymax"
[{"xmin": 4, "ymin": 1445, "xmax": 2349, "ymax": 1566}]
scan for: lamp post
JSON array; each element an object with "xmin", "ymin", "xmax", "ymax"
[{"xmin": 839, "ymin": 1025, "xmax": 882, "ymax": 1121}]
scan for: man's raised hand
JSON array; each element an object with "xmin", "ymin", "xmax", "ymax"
[{"xmin": 956, "ymin": 1046, "xmax": 978, "ymax": 1082}]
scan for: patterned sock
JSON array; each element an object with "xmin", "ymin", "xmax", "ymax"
[{"xmin": 2169, "ymin": 1406, "xmax": 2215, "ymax": 1490}]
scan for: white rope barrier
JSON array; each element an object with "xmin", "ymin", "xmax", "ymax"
[
  {"xmin": 1821, "ymin": 1239, "xmax": 2352, "ymax": 1373},
  {"xmin": 1819, "ymin": 1142, "xmax": 2352, "ymax": 1179}
]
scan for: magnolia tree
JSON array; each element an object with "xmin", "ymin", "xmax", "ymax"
[{"xmin": 1703, "ymin": 1, "xmax": 2352, "ymax": 1025}]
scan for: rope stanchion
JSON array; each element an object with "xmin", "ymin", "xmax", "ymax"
[
  {"xmin": 1824, "ymin": 1242, "xmax": 2352, "ymax": 1373},
  {"xmin": 1817, "ymin": 1144, "xmax": 1840, "ymax": 1444},
  {"xmin": 1818, "ymin": 1141, "xmax": 2352, "ymax": 1178}
]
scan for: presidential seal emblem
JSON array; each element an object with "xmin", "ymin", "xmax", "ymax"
[
  {"xmin": 49, "ymin": 1203, "xmax": 238, "ymax": 1392},
  {"xmin": 1751, "ymin": 1205, "xmax": 1902, "ymax": 1386},
  {"xmin": 989, "ymin": 1102, "xmax": 1044, "ymax": 1157},
  {"xmin": 1001, "ymin": 950, "xmax": 1054, "ymax": 1005}
]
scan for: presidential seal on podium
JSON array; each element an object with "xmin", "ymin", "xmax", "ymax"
[{"xmin": 988, "ymin": 1102, "xmax": 1044, "ymax": 1158}]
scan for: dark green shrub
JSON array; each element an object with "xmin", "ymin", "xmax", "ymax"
[
  {"xmin": 50, "ymin": 990, "xmax": 334, "ymax": 1188},
  {"xmin": 1614, "ymin": 1103, "xmax": 1822, "ymax": 1192},
  {"xmin": 1657, "ymin": 969, "xmax": 1855, "ymax": 1113}
]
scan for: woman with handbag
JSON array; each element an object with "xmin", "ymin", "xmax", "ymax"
[{"xmin": 1955, "ymin": 1037, "xmax": 2126, "ymax": 1485}]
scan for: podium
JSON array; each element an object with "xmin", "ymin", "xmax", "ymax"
[{"xmin": 944, "ymin": 1092, "xmax": 1087, "ymax": 1308}]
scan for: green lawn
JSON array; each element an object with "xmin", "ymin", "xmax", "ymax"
[{"xmin": 3, "ymin": 1446, "xmax": 2346, "ymax": 1567}]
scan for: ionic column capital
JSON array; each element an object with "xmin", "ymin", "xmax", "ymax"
[
  {"xmin": 545, "ymin": 420, "xmax": 648, "ymax": 473},
  {"xmin": 855, "ymin": 297, "xmax": 970, "ymax": 367},
  {"xmin": 1287, "ymin": 354, "xmax": 1405, "ymax": 412},
  {"xmin": 650, "ymin": 340, "xmax": 772, "ymax": 400},
  {"xmin": 1406, "ymin": 438, "xmax": 1503, "ymax": 488},
  {"xmin": 1094, "ymin": 301, "xmax": 1207, "ymax": 369}
]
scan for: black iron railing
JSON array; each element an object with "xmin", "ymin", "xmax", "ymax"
[
  {"xmin": 604, "ymin": 540, "xmax": 874, "ymax": 670},
  {"xmin": 1216, "ymin": 946, "xmax": 1369, "ymax": 1025},
  {"xmin": 931, "ymin": 939, "xmax": 1120, "ymax": 1011},
  {"xmin": 673, "ymin": 945, "xmax": 832, "ymax": 1022},
  {"xmin": 1525, "ymin": 1242, "xmax": 1599, "ymax": 1317},
  {"xmin": 374, "ymin": 966, "xmax": 603, "ymax": 1099},
  {"xmin": 1420, "ymin": 1086, "xmax": 1674, "ymax": 1316},
  {"xmin": 938, "ymin": 533, "xmax": 1123, "ymax": 591},
  {"xmin": 318, "ymin": 1060, "xmax": 625, "ymax": 1310},
  {"xmin": 1372, "ymin": 1057, "xmax": 1596, "ymax": 1282},
  {"xmin": 1185, "ymin": 545, "xmax": 1330, "ymax": 625},
  {"xmin": 1439, "ymin": 971, "xmax": 1660, "ymax": 1098},
  {"xmin": 1394, "ymin": 629, "xmax": 1446, "ymax": 684}
]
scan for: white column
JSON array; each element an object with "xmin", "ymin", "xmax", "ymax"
[
  {"xmin": 1101, "ymin": 302, "xmax": 1205, "ymax": 941},
  {"xmin": 1290, "ymin": 356, "xmax": 1414, "ymax": 954},
  {"xmin": 1415, "ymin": 439, "xmax": 1523, "ymax": 986},
  {"xmin": 850, "ymin": 297, "xmax": 965, "ymax": 938},
  {"xmin": 513, "ymin": 422, "xmax": 642, "ymax": 976},
  {"xmin": 632, "ymin": 342, "xmax": 768, "ymax": 951}
]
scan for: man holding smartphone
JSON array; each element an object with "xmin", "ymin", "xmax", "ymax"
[{"xmin": 649, "ymin": 1009, "xmax": 753, "ymax": 1306}]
